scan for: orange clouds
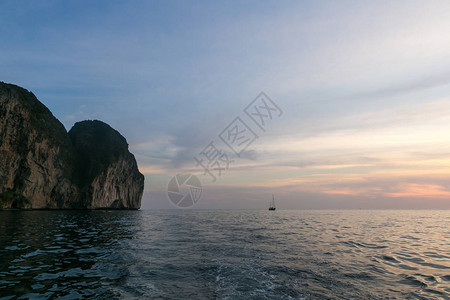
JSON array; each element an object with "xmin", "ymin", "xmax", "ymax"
[{"xmin": 385, "ymin": 183, "xmax": 450, "ymax": 199}]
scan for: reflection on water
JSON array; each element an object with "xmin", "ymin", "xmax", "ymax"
[
  {"xmin": 0, "ymin": 210, "xmax": 449, "ymax": 299},
  {"xmin": 0, "ymin": 211, "xmax": 140, "ymax": 298}
]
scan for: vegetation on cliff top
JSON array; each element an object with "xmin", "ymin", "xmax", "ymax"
[
  {"xmin": 0, "ymin": 82, "xmax": 71, "ymax": 147},
  {"xmin": 68, "ymin": 120, "xmax": 130, "ymax": 186}
]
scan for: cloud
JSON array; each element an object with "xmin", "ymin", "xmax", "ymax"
[
  {"xmin": 3, "ymin": 1, "xmax": 450, "ymax": 208},
  {"xmin": 385, "ymin": 183, "xmax": 450, "ymax": 199}
]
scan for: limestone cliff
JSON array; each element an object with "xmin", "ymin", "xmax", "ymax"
[
  {"xmin": 69, "ymin": 120, "xmax": 144, "ymax": 209},
  {"xmin": 0, "ymin": 82, "xmax": 144, "ymax": 209},
  {"xmin": 0, "ymin": 83, "xmax": 79, "ymax": 209}
]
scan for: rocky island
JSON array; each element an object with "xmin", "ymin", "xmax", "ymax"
[{"xmin": 0, "ymin": 82, "xmax": 144, "ymax": 209}]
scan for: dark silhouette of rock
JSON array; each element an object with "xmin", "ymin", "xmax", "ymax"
[
  {"xmin": 0, "ymin": 82, "xmax": 144, "ymax": 209},
  {"xmin": 69, "ymin": 120, "xmax": 144, "ymax": 209}
]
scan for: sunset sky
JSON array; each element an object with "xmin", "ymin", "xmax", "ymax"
[{"xmin": 2, "ymin": 0, "xmax": 450, "ymax": 209}]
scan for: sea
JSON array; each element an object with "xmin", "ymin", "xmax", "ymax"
[{"xmin": 0, "ymin": 210, "xmax": 449, "ymax": 299}]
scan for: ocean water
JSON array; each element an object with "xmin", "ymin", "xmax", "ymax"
[{"xmin": 0, "ymin": 210, "xmax": 449, "ymax": 299}]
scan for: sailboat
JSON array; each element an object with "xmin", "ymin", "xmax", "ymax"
[{"xmin": 269, "ymin": 194, "xmax": 276, "ymax": 211}]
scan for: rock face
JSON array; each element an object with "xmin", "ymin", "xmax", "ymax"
[
  {"xmin": 0, "ymin": 82, "xmax": 144, "ymax": 209},
  {"xmin": 0, "ymin": 83, "xmax": 79, "ymax": 209},
  {"xmin": 69, "ymin": 120, "xmax": 144, "ymax": 209}
]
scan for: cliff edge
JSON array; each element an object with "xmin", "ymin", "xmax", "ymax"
[
  {"xmin": 69, "ymin": 120, "xmax": 144, "ymax": 209},
  {"xmin": 0, "ymin": 82, "xmax": 144, "ymax": 209}
]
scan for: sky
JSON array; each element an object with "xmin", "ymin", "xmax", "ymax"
[{"xmin": 1, "ymin": 0, "xmax": 450, "ymax": 209}]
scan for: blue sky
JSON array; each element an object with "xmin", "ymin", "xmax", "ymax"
[{"xmin": 2, "ymin": 0, "xmax": 450, "ymax": 209}]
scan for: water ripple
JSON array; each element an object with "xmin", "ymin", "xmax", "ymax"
[{"xmin": 0, "ymin": 210, "xmax": 449, "ymax": 299}]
